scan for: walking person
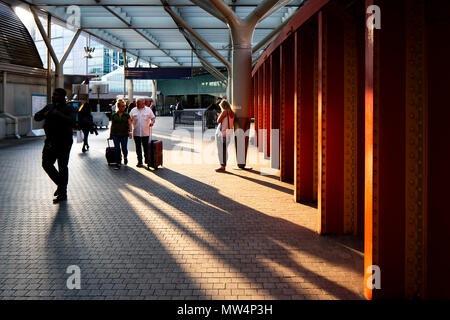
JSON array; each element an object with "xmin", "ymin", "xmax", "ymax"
[
  {"xmin": 129, "ymin": 97, "xmax": 156, "ymax": 167},
  {"xmin": 34, "ymin": 88, "xmax": 76, "ymax": 203},
  {"xmin": 78, "ymin": 102, "xmax": 98, "ymax": 153},
  {"xmin": 110, "ymin": 99, "xmax": 132, "ymax": 170},
  {"xmin": 145, "ymin": 97, "xmax": 157, "ymax": 115},
  {"xmin": 174, "ymin": 98, "xmax": 183, "ymax": 124},
  {"xmin": 215, "ymin": 100, "xmax": 234, "ymax": 172}
]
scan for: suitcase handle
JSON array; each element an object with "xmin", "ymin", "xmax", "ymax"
[{"xmin": 107, "ymin": 138, "xmax": 112, "ymax": 148}]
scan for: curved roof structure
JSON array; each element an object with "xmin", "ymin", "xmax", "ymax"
[
  {"xmin": 0, "ymin": 1, "xmax": 43, "ymax": 68},
  {"xmin": 4, "ymin": 0, "xmax": 306, "ymax": 68}
]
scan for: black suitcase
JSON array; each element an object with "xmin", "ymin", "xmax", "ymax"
[{"xmin": 106, "ymin": 138, "xmax": 120, "ymax": 165}]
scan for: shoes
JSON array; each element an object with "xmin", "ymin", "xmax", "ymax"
[
  {"xmin": 136, "ymin": 163, "xmax": 144, "ymax": 168},
  {"xmin": 215, "ymin": 167, "xmax": 226, "ymax": 172},
  {"xmin": 124, "ymin": 158, "xmax": 128, "ymax": 165},
  {"xmin": 114, "ymin": 164, "xmax": 121, "ymax": 170},
  {"xmin": 54, "ymin": 188, "xmax": 60, "ymax": 197},
  {"xmin": 53, "ymin": 194, "xmax": 67, "ymax": 204},
  {"xmin": 82, "ymin": 146, "xmax": 87, "ymax": 153}
]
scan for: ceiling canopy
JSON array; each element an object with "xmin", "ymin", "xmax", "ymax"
[{"xmin": 5, "ymin": 0, "xmax": 305, "ymax": 68}]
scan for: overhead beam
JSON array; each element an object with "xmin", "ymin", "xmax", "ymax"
[
  {"xmin": 252, "ymin": 6, "xmax": 300, "ymax": 55},
  {"xmin": 32, "ymin": 2, "xmax": 300, "ymax": 7},
  {"xmin": 188, "ymin": 0, "xmax": 226, "ymax": 23},
  {"xmin": 81, "ymin": 27, "xmax": 276, "ymax": 30},
  {"xmin": 179, "ymin": 28, "xmax": 227, "ymax": 83},
  {"xmin": 60, "ymin": 29, "xmax": 82, "ymax": 65},
  {"xmin": 15, "ymin": 0, "xmax": 152, "ymax": 66},
  {"xmin": 163, "ymin": 3, "xmax": 231, "ymax": 71},
  {"xmin": 101, "ymin": 4, "xmax": 181, "ymax": 65},
  {"xmin": 160, "ymin": 0, "xmax": 227, "ymax": 83}
]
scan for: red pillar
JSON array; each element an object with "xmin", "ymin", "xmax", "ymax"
[
  {"xmin": 427, "ymin": 0, "xmax": 450, "ymax": 300},
  {"xmin": 318, "ymin": 9, "xmax": 345, "ymax": 234},
  {"xmin": 264, "ymin": 61, "xmax": 271, "ymax": 159},
  {"xmin": 258, "ymin": 69, "xmax": 264, "ymax": 152},
  {"xmin": 280, "ymin": 36, "xmax": 295, "ymax": 183},
  {"xmin": 253, "ymin": 72, "xmax": 259, "ymax": 148},
  {"xmin": 271, "ymin": 50, "xmax": 281, "ymax": 170},
  {"xmin": 364, "ymin": 0, "xmax": 429, "ymax": 299},
  {"xmin": 262, "ymin": 61, "xmax": 268, "ymax": 155},
  {"xmin": 294, "ymin": 27, "xmax": 316, "ymax": 202}
]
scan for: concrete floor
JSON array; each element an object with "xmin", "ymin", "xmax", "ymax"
[{"xmin": 0, "ymin": 117, "xmax": 364, "ymax": 300}]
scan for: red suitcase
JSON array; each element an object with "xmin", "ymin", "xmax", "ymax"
[
  {"xmin": 147, "ymin": 128, "xmax": 162, "ymax": 169},
  {"xmin": 148, "ymin": 140, "xmax": 163, "ymax": 169}
]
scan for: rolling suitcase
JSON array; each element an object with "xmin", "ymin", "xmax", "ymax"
[
  {"xmin": 106, "ymin": 138, "xmax": 120, "ymax": 165},
  {"xmin": 147, "ymin": 128, "xmax": 163, "ymax": 169}
]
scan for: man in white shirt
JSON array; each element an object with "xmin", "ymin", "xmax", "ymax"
[{"xmin": 129, "ymin": 98, "xmax": 156, "ymax": 167}]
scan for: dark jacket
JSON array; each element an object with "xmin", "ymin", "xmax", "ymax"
[
  {"xmin": 206, "ymin": 103, "xmax": 221, "ymax": 113},
  {"xmin": 78, "ymin": 104, "xmax": 95, "ymax": 131},
  {"xmin": 34, "ymin": 102, "xmax": 76, "ymax": 145}
]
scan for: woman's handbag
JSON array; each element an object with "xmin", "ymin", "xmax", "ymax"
[{"xmin": 216, "ymin": 111, "xmax": 233, "ymax": 139}]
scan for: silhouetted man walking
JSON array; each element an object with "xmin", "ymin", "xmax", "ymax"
[{"xmin": 34, "ymin": 88, "xmax": 76, "ymax": 203}]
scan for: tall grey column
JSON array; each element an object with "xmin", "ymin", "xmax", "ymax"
[
  {"xmin": 46, "ymin": 14, "xmax": 52, "ymax": 101},
  {"xmin": 208, "ymin": 0, "xmax": 280, "ymax": 168},
  {"xmin": 128, "ymin": 57, "xmax": 139, "ymax": 102}
]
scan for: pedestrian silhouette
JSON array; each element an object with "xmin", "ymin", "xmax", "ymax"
[{"xmin": 34, "ymin": 88, "xmax": 76, "ymax": 203}]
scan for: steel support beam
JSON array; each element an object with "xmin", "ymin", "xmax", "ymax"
[
  {"xmin": 252, "ymin": 11, "xmax": 297, "ymax": 55},
  {"xmin": 46, "ymin": 13, "xmax": 52, "ymax": 102},
  {"xmin": 209, "ymin": 0, "xmax": 281, "ymax": 167},
  {"xmin": 103, "ymin": 4, "xmax": 180, "ymax": 65},
  {"xmin": 188, "ymin": 0, "xmax": 227, "ymax": 23},
  {"xmin": 1, "ymin": 71, "xmax": 6, "ymax": 114},
  {"xmin": 122, "ymin": 48, "xmax": 127, "ymax": 99},
  {"xmin": 30, "ymin": 6, "xmax": 63, "ymax": 88},
  {"xmin": 60, "ymin": 29, "xmax": 82, "ymax": 66},
  {"xmin": 128, "ymin": 57, "xmax": 139, "ymax": 102},
  {"xmin": 160, "ymin": 0, "xmax": 227, "ymax": 84},
  {"xmin": 162, "ymin": 5, "xmax": 231, "ymax": 70}
]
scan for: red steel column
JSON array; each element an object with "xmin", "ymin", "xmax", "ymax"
[
  {"xmin": 318, "ymin": 8, "xmax": 345, "ymax": 234},
  {"xmin": 258, "ymin": 69, "xmax": 264, "ymax": 152},
  {"xmin": 364, "ymin": 0, "xmax": 416, "ymax": 299},
  {"xmin": 254, "ymin": 71, "xmax": 259, "ymax": 148},
  {"xmin": 280, "ymin": 36, "xmax": 295, "ymax": 183},
  {"xmin": 427, "ymin": 0, "xmax": 450, "ymax": 300},
  {"xmin": 262, "ymin": 61, "xmax": 268, "ymax": 155},
  {"xmin": 271, "ymin": 49, "xmax": 281, "ymax": 170},
  {"xmin": 264, "ymin": 61, "xmax": 271, "ymax": 159},
  {"xmin": 294, "ymin": 28, "xmax": 316, "ymax": 202}
]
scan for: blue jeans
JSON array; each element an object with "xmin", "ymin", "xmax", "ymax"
[{"xmin": 112, "ymin": 136, "xmax": 128, "ymax": 164}]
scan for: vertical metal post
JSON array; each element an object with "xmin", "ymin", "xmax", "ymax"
[
  {"xmin": 208, "ymin": 0, "xmax": 280, "ymax": 168},
  {"xmin": 122, "ymin": 49, "xmax": 127, "ymax": 100},
  {"xmin": 2, "ymin": 71, "xmax": 6, "ymax": 113},
  {"xmin": 128, "ymin": 57, "xmax": 139, "ymax": 103},
  {"xmin": 47, "ymin": 14, "xmax": 52, "ymax": 102}
]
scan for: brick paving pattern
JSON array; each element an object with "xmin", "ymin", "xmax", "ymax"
[{"xmin": 0, "ymin": 117, "xmax": 364, "ymax": 300}]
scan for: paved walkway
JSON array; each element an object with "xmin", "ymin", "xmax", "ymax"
[{"xmin": 0, "ymin": 117, "xmax": 364, "ymax": 300}]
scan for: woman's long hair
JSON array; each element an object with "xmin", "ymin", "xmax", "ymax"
[
  {"xmin": 115, "ymin": 98, "xmax": 125, "ymax": 112},
  {"xmin": 219, "ymin": 100, "xmax": 234, "ymax": 117}
]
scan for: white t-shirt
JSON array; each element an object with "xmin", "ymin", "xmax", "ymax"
[{"xmin": 129, "ymin": 106, "xmax": 155, "ymax": 137}]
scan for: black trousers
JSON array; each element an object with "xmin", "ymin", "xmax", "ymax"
[
  {"xmin": 42, "ymin": 141, "xmax": 72, "ymax": 193},
  {"xmin": 81, "ymin": 128, "xmax": 89, "ymax": 147},
  {"xmin": 134, "ymin": 136, "xmax": 149, "ymax": 164}
]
